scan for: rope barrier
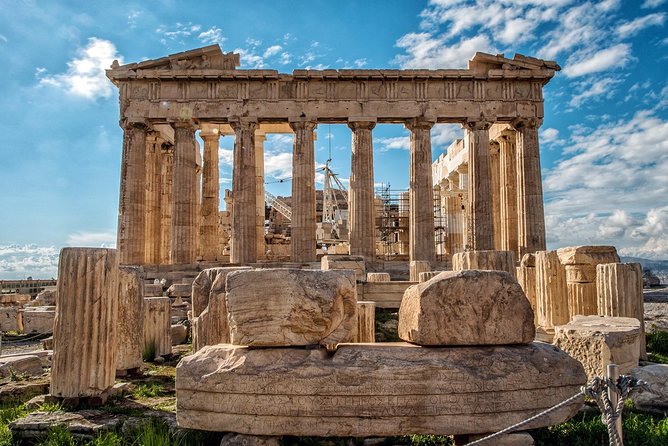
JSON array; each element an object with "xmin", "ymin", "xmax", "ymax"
[
  {"xmin": 463, "ymin": 370, "xmax": 649, "ymax": 446},
  {"xmin": 1, "ymin": 331, "xmax": 52, "ymax": 344}
]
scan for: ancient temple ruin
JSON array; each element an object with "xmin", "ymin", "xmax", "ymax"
[{"xmin": 106, "ymin": 44, "xmax": 558, "ymax": 267}]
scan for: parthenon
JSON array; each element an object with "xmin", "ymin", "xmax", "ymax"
[{"xmin": 106, "ymin": 44, "xmax": 558, "ymax": 267}]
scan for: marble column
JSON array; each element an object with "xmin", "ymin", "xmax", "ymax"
[
  {"xmin": 348, "ymin": 118, "xmax": 376, "ymax": 260},
  {"xmin": 442, "ymin": 182, "xmax": 456, "ymax": 257},
  {"xmin": 290, "ymin": 119, "xmax": 317, "ymax": 262},
  {"xmin": 464, "ymin": 119, "xmax": 494, "ymax": 251},
  {"xmin": 255, "ymin": 133, "xmax": 267, "ymax": 260},
  {"xmin": 230, "ymin": 118, "xmax": 258, "ymax": 264},
  {"xmin": 171, "ymin": 122, "xmax": 198, "ymax": 264},
  {"xmin": 489, "ymin": 141, "xmax": 502, "ymax": 250},
  {"xmin": 199, "ymin": 129, "xmax": 220, "ymax": 261},
  {"xmin": 513, "ymin": 118, "xmax": 546, "ymax": 257},
  {"xmin": 406, "ymin": 118, "xmax": 436, "ymax": 263},
  {"xmin": 497, "ymin": 131, "xmax": 519, "ymax": 258},
  {"xmin": 159, "ymin": 144, "xmax": 174, "ymax": 264},
  {"xmin": 144, "ymin": 132, "xmax": 163, "ymax": 265},
  {"xmin": 117, "ymin": 121, "xmax": 147, "ymax": 265}
]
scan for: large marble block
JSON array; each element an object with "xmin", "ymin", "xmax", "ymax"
[
  {"xmin": 553, "ymin": 315, "xmax": 640, "ymax": 379},
  {"xmin": 399, "ymin": 270, "xmax": 534, "ymax": 345},
  {"xmin": 226, "ymin": 269, "xmax": 357, "ymax": 347},
  {"xmin": 176, "ymin": 342, "xmax": 586, "ymax": 436},
  {"xmin": 452, "ymin": 250, "xmax": 516, "ymax": 278}
]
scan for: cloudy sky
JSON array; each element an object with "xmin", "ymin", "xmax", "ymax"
[{"xmin": 1, "ymin": 0, "xmax": 667, "ymax": 279}]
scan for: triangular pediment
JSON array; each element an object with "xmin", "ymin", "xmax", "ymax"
[
  {"xmin": 109, "ymin": 44, "xmax": 239, "ymax": 72},
  {"xmin": 469, "ymin": 52, "xmax": 560, "ymax": 73}
]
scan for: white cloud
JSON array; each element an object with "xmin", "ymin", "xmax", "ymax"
[
  {"xmin": 157, "ymin": 22, "xmax": 202, "ymax": 43},
  {"xmin": 279, "ymin": 52, "xmax": 292, "ymax": 65},
  {"xmin": 544, "ymin": 110, "xmax": 668, "ymax": 258},
  {"xmin": 569, "ymin": 77, "xmax": 620, "ymax": 107},
  {"xmin": 642, "ymin": 0, "xmax": 666, "ymax": 8},
  {"xmin": 562, "ymin": 44, "xmax": 631, "ymax": 77},
  {"xmin": 198, "ymin": 26, "xmax": 226, "ymax": 45},
  {"xmin": 66, "ymin": 231, "xmax": 116, "ymax": 247},
  {"xmin": 0, "ymin": 244, "xmax": 59, "ymax": 280},
  {"xmin": 263, "ymin": 45, "xmax": 282, "ymax": 58},
  {"xmin": 354, "ymin": 58, "xmax": 367, "ymax": 68},
  {"xmin": 0, "ymin": 34, "xmax": 8, "ymax": 43},
  {"xmin": 540, "ymin": 128, "xmax": 560, "ymax": 143},
  {"xmin": 394, "ymin": 33, "xmax": 494, "ymax": 69},
  {"xmin": 377, "ymin": 136, "xmax": 410, "ymax": 151},
  {"xmin": 39, "ymin": 37, "xmax": 123, "ymax": 100},
  {"xmin": 218, "ymin": 148, "xmax": 233, "ymax": 166},
  {"xmin": 617, "ymin": 13, "xmax": 665, "ymax": 38}
]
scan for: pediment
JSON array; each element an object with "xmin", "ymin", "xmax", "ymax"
[
  {"xmin": 469, "ymin": 52, "xmax": 560, "ymax": 74},
  {"xmin": 109, "ymin": 44, "xmax": 239, "ymax": 72}
]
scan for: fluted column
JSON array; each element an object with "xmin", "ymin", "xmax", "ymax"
[
  {"xmin": 535, "ymin": 250, "xmax": 568, "ymax": 331},
  {"xmin": 489, "ymin": 141, "xmax": 502, "ymax": 250},
  {"xmin": 159, "ymin": 144, "xmax": 174, "ymax": 264},
  {"xmin": 290, "ymin": 119, "xmax": 317, "ymax": 262},
  {"xmin": 464, "ymin": 119, "xmax": 494, "ymax": 251},
  {"xmin": 117, "ymin": 121, "xmax": 147, "ymax": 265},
  {"xmin": 498, "ymin": 131, "xmax": 518, "ymax": 258},
  {"xmin": 144, "ymin": 133, "xmax": 163, "ymax": 264},
  {"xmin": 513, "ymin": 118, "xmax": 546, "ymax": 257},
  {"xmin": 230, "ymin": 118, "xmax": 258, "ymax": 264},
  {"xmin": 171, "ymin": 122, "xmax": 198, "ymax": 264},
  {"xmin": 199, "ymin": 129, "xmax": 220, "ymax": 261},
  {"xmin": 255, "ymin": 133, "xmax": 266, "ymax": 260},
  {"xmin": 348, "ymin": 118, "xmax": 376, "ymax": 260},
  {"xmin": 52, "ymin": 248, "xmax": 119, "ymax": 398},
  {"xmin": 406, "ymin": 118, "xmax": 436, "ymax": 263}
]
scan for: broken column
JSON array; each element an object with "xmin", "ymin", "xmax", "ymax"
[
  {"xmin": 597, "ymin": 262, "xmax": 646, "ymax": 359},
  {"xmin": 557, "ymin": 246, "xmax": 620, "ymax": 317},
  {"xmin": 143, "ymin": 297, "xmax": 172, "ymax": 359},
  {"xmin": 116, "ymin": 266, "xmax": 144, "ymax": 375},
  {"xmin": 366, "ymin": 272, "xmax": 390, "ymax": 282},
  {"xmin": 353, "ymin": 301, "xmax": 375, "ymax": 343},
  {"xmin": 535, "ymin": 250, "xmax": 568, "ymax": 332},
  {"xmin": 51, "ymin": 248, "xmax": 119, "ymax": 400},
  {"xmin": 452, "ymin": 250, "xmax": 516, "ymax": 278},
  {"xmin": 409, "ymin": 260, "xmax": 431, "ymax": 282},
  {"xmin": 516, "ymin": 253, "xmax": 538, "ymax": 326}
]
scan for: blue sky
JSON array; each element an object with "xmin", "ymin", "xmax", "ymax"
[{"xmin": 1, "ymin": 0, "xmax": 667, "ymax": 279}]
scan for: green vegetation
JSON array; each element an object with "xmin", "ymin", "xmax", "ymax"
[
  {"xmin": 142, "ymin": 340, "xmax": 157, "ymax": 362},
  {"xmin": 0, "ymin": 403, "xmax": 29, "ymax": 446},
  {"xmin": 132, "ymin": 383, "xmax": 164, "ymax": 399},
  {"xmin": 38, "ymin": 402, "xmax": 64, "ymax": 412},
  {"xmin": 646, "ymin": 331, "xmax": 668, "ymax": 364},
  {"xmin": 7, "ymin": 369, "xmax": 28, "ymax": 382}
]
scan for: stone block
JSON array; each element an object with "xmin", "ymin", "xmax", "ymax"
[
  {"xmin": 0, "ymin": 307, "xmax": 23, "ymax": 332},
  {"xmin": 321, "ymin": 255, "xmax": 366, "ymax": 281},
  {"xmin": 21, "ymin": 307, "xmax": 55, "ymax": 334},
  {"xmin": 398, "ymin": 270, "xmax": 534, "ymax": 346},
  {"xmin": 357, "ymin": 281, "xmax": 415, "ymax": 309},
  {"xmin": 452, "ymin": 250, "xmax": 516, "ymax": 278},
  {"xmin": 143, "ymin": 297, "xmax": 171, "ymax": 358},
  {"xmin": 51, "ymin": 247, "xmax": 118, "ymax": 399},
  {"xmin": 220, "ymin": 434, "xmax": 280, "ymax": 446},
  {"xmin": 553, "ymin": 315, "xmax": 640, "ymax": 379},
  {"xmin": 556, "ymin": 245, "xmax": 620, "ymax": 266},
  {"xmin": 191, "ymin": 267, "xmax": 252, "ymax": 352},
  {"xmin": 409, "ymin": 260, "xmax": 430, "ymax": 282},
  {"xmin": 226, "ymin": 269, "xmax": 357, "ymax": 347},
  {"xmin": 171, "ymin": 324, "xmax": 188, "ymax": 345},
  {"xmin": 116, "ymin": 266, "xmax": 144, "ymax": 372},
  {"xmin": 176, "ymin": 342, "xmax": 586, "ymax": 436},
  {"xmin": 0, "ymin": 355, "xmax": 43, "ymax": 378},
  {"xmin": 144, "ymin": 283, "xmax": 163, "ymax": 297},
  {"xmin": 352, "ymin": 301, "xmax": 375, "ymax": 343},
  {"xmin": 631, "ymin": 364, "xmax": 668, "ymax": 410},
  {"xmin": 366, "ymin": 272, "xmax": 390, "ymax": 282},
  {"xmin": 0, "ymin": 294, "xmax": 31, "ymax": 306},
  {"xmin": 27, "ymin": 290, "xmax": 56, "ymax": 307},
  {"xmin": 167, "ymin": 283, "xmax": 191, "ymax": 297}
]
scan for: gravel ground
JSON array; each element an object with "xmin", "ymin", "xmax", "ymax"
[{"xmin": 644, "ymin": 286, "xmax": 668, "ymax": 332}]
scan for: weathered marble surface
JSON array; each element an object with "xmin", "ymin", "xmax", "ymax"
[
  {"xmin": 452, "ymin": 250, "xmax": 516, "ymax": 278},
  {"xmin": 553, "ymin": 315, "xmax": 640, "ymax": 379},
  {"xmin": 115, "ymin": 266, "xmax": 144, "ymax": 372},
  {"xmin": 226, "ymin": 269, "xmax": 357, "ymax": 347},
  {"xmin": 176, "ymin": 342, "xmax": 586, "ymax": 436},
  {"xmin": 399, "ymin": 270, "xmax": 534, "ymax": 345},
  {"xmin": 631, "ymin": 364, "xmax": 668, "ymax": 410}
]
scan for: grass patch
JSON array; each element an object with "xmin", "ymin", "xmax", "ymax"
[
  {"xmin": 39, "ymin": 401, "xmax": 65, "ymax": 412},
  {"xmin": 0, "ymin": 403, "xmax": 29, "ymax": 446},
  {"xmin": 143, "ymin": 340, "xmax": 157, "ymax": 362},
  {"xmin": 531, "ymin": 408, "xmax": 668, "ymax": 446},
  {"xmin": 124, "ymin": 418, "xmax": 173, "ymax": 446},
  {"xmin": 133, "ymin": 383, "xmax": 164, "ymax": 399},
  {"xmin": 38, "ymin": 425, "xmax": 77, "ymax": 446},
  {"xmin": 8, "ymin": 368, "xmax": 29, "ymax": 382},
  {"xmin": 89, "ymin": 431, "xmax": 122, "ymax": 446}
]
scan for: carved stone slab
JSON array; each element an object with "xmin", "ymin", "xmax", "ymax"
[{"xmin": 176, "ymin": 342, "xmax": 585, "ymax": 436}]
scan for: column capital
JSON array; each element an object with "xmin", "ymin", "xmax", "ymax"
[
  {"xmin": 172, "ymin": 120, "xmax": 197, "ymax": 130},
  {"xmin": 121, "ymin": 119, "xmax": 148, "ymax": 131},
  {"xmin": 405, "ymin": 117, "xmax": 436, "ymax": 132},
  {"xmin": 463, "ymin": 118, "xmax": 492, "ymax": 131},
  {"xmin": 489, "ymin": 140, "xmax": 500, "ymax": 155},
  {"xmin": 348, "ymin": 117, "xmax": 376, "ymax": 131},
  {"xmin": 511, "ymin": 117, "xmax": 542, "ymax": 130},
  {"xmin": 199, "ymin": 128, "xmax": 220, "ymax": 139},
  {"xmin": 229, "ymin": 117, "xmax": 258, "ymax": 132},
  {"xmin": 289, "ymin": 119, "xmax": 317, "ymax": 132}
]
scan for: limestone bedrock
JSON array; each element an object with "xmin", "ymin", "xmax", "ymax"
[
  {"xmin": 175, "ymin": 342, "xmax": 586, "ymax": 436},
  {"xmin": 225, "ymin": 268, "xmax": 357, "ymax": 347},
  {"xmin": 398, "ymin": 270, "xmax": 535, "ymax": 346}
]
